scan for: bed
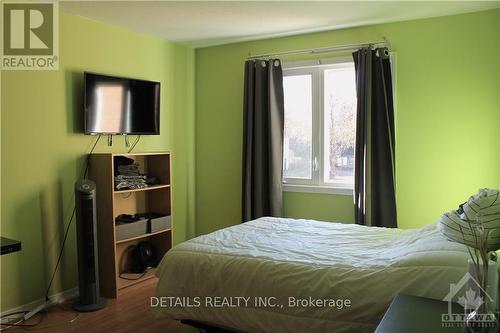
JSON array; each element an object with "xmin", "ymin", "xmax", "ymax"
[{"xmin": 153, "ymin": 217, "xmax": 469, "ymax": 333}]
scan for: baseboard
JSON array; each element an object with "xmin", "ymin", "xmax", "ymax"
[{"xmin": 0, "ymin": 287, "xmax": 78, "ymax": 318}]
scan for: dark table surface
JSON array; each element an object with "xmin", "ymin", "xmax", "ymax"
[
  {"xmin": 375, "ymin": 294, "xmax": 498, "ymax": 333},
  {"xmin": 1, "ymin": 236, "xmax": 22, "ymax": 255}
]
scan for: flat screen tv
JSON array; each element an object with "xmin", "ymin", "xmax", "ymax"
[{"xmin": 84, "ymin": 72, "xmax": 160, "ymax": 135}]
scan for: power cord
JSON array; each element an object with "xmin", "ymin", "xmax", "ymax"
[
  {"xmin": 82, "ymin": 135, "xmax": 102, "ymax": 179},
  {"xmin": 44, "ymin": 208, "xmax": 75, "ymax": 302},
  {"xmin": 46, "ymin": 132, "xmax": 139, "ymax": 299},
  {"xmin": 10, "ymin": 133, "xmax": 138, "ymax": 331},
  {"xmin": 44, "ymin": 135, "xmax": 102, "ymax": 301},
  {"xmin": 128, "ymin": 135, "xmax": 141, "ymax": 153},
  {"xmin": 118, "ymin": 267, "xmax": 151, "ymax": 281},
  {"xmin": 0, "ymin": 311, "xmax": 44, "ymax": 331},
  {"xmin": 0, "ymin": 305, "xmax": 79, "ymax": 331},
  {"xmin": 0, "ymin": 311, "xmax": 33, "ymax": 331},
  {"xmin": 4, "ymin": 133, "xmax": 142, "ymax": 331}
]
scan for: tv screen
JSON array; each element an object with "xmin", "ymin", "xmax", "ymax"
[{"xmin": 84, "ymin": 72, "xmax": 160, "ymax": 135}]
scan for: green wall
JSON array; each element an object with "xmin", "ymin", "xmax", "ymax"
[
  {"xmin": 1, "ymin": 7, "xmax": 499, "ymax": 313},
  {"xmin": 283, "ymin": 192, "xmax": 354, "ymax": 223},
  {"xmin": 497, "ymin": 9, "xmax": 500, "ymax": 191},
  {"xmin": 195, "ymin": 9, "xmax": 500, "ymax": 235},
  {"xmin": 0, "ymin": 12, "xmax": 195, "ymax": 311}
]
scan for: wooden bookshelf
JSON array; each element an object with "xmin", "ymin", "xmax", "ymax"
[
  {"xmin": 89, "ymin": 152, "xmax": 173, "ymax": 298},
  {"xmin": 115, "ymin": 229, "xmax": 171, "ymax": 245},
  {"xmin": 114, "ymin": 184, "xmax": 171, "ymax": 194}
]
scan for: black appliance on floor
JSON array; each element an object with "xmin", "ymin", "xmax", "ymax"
[{"xmin": 73, "ymin": 179, "xmax": 106, "ymax": 312}]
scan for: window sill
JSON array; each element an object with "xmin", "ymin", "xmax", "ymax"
[{"xmin": 283, "ymin": 184, "xmax": 353, "ymax": 196}]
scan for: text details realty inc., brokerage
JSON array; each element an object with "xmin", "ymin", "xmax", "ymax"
[{"xmin": 151, "ymin": 296, "xmax": 352, "ymax": 310}]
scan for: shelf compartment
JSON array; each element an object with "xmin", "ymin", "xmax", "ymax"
[
  {"xmin": 117, "ymin": 268, "xmax": 157, "ymax": 290},
  {"xmin": 114, "ymin": 184, "xmax": 170, "ymax": 194},
  {"xmin": 115, "ymin": 228, "xmax": 171, "ymax": 244},
  {"xmin": 115, "ymin": 231, "xmax": 171, "ymax": 291},
  {"xmin": 113, "ymin": 154, "xmax": 171, "ymax": 186},
  {"xmin": 113, "ymin": 189, "xmax": 171, "ymax": 218}
]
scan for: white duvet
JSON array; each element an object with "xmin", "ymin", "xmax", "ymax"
[{"xmin": 154, "ymin": 217, "xmax": 469, "ymax": 333}]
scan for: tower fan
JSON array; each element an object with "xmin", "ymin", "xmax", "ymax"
[{"xmin": 73, "ymin": 179, "xmax": 106, "ymax": 311}]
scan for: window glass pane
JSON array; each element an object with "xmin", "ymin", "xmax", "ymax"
[
  {"xmin": 283, "ymin": 74, "xmax": 312, "ymax": 179},
  {"xmin": 323, "ymin": 65, "xmax": 357, "ymax": 185}
]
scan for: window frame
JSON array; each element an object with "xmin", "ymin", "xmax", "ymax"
[{"xmin": 282, "ymin": 57, "xmax": 355, "ymax": 196}]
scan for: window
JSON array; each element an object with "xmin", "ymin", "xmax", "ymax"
[{"xmin": 283, "ymin": 58, "xmax": 357, "ymax": 195}]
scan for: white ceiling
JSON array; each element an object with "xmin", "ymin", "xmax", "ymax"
[{"xmin": 60, "ymin": 1, "xmax": 500, "ymax": 48}]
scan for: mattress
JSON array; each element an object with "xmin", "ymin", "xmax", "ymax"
[{"xmin": 153, "ymin": 217, "xmax": 469, "ymax": 333}]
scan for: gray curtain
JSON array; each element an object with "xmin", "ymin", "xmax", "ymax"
[
  {"xmin": 242, "ymin": 59, "xmax": 285, "ymax": 222},
  {"xmin": 352, "ymin": 48, "xmax": 397, "ymax": 228}
]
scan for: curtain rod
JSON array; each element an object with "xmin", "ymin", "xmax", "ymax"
[{"xmin": 246, "ymin": 39, "xmax": 390, "ymax": 60}]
